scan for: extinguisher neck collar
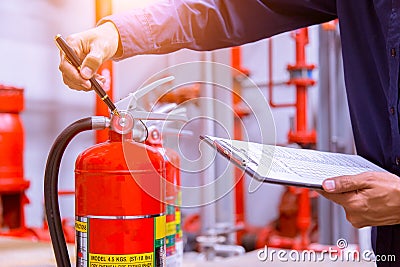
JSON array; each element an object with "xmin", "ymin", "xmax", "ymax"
[{"xmin": 109, "ymin": 130, "xmax": 132, "ymax": 142}]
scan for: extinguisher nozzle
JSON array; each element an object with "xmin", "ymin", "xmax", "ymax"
[{"xmin": 91, "ymin": 116, "xmax": 111, "ymax": 130}]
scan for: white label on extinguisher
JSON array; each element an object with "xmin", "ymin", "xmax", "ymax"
[
  {"xmin": 166, "ymin": 253, "xmax": 177, "ymax": 267},
  {"xmin": 175, "ymin": 240, "xmax": 183, "ymax": 267},
  {"xmin": 76, "ymin": 216, "xmax": 89, "ymax": 267}
]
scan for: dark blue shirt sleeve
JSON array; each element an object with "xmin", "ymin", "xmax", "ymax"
[{"xmin": 102, "ymin": 0, "xmax": 337, "ymax": 59}]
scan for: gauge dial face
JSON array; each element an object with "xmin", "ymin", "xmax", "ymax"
[{"xmin": 110, "ymin": 111, "xmax": 134, "ymax": 134}]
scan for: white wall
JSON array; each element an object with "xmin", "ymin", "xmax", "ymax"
[
  {"xmin": 0, "ymin": 0, "xmax": 97, "ymax": 227},
  {"xmin": 0, "ymin": 1, "xmax": 319, "ymax": 230}
]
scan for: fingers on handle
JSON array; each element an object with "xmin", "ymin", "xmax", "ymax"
[
  {"xmin": 59, "ymin": 56, "xmax": 91, "ymax": 91},
  {"xmin": 80, "ymin": 50, "xmax": 103, "ymax": 80},
  {"xmin": 79, "ymin": 38, "xmax": 109, "ymax": 86}
]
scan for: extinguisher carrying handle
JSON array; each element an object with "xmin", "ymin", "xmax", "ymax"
[
  {"xmin": 44, "ymin": 116, "xmax": 109, "ymax": 267},
  {"xmin": 128, "ymin": 110, "xmax": 187, "ymax": 122},
  {"xmin": 145, "ymin": 105, "xmax": 193, "ymax": 137},
  {"xmin": 115, "ymin": 76, "xmax": 175, "ymax": 111}
]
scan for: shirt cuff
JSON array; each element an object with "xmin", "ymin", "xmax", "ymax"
[{"xmin": 99, "ymin": 9, "xmax": 157, "ymax": 60}]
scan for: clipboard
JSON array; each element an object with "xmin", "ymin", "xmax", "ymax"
[{"xmin": 201, "ymin": 135, "xmax": 388, "ymax": 189}]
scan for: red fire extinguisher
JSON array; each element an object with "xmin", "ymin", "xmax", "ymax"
[
  {"xmin": 146, "ymin": 126, "xmax": 182, "ymax": 267},
  {"xmin": 144, "ymin": 103, "xmax": 188, "ymax": 267},
  {"xmin": 167, "ymin": 148, "xmax": 183, "ymax": 267},
  {"xmin": 45, "ymin": 114, "xmax": 167, "ymax": 267},
  {"xmin": 0, "ymin": 85, "xmax": 30, "ymax": 237},
  {"xmin": 44, "ymin": 76, "xmax": 186, "ymax": 267},
  {"xmin": 75, "ymin": 116, "xmax": 167, "ymax": 267}
]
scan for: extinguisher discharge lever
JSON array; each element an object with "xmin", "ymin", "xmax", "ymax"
[{"xmin": 115, "ymin": 76, "xmax": 187, "ymax": 122}]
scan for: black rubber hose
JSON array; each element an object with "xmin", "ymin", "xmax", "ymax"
[{"xmin": 44, "ymin": 117, "xmax": 93, "ymax": 267}]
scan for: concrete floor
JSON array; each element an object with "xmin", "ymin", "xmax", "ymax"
[
  {"xmin": 183, "ymin": 252, "xmax": 376, "ymax": 267},
  {"xmin": 0, "ymin": 237, "xmax": 74, "ymax": 267},
  {"xmin": 0, "ymin": 237, "xmax": 376, "ymax": 267}
]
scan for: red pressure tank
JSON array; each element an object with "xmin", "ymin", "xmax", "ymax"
[
  {"xmin": 167, "ymin": 148, "xmax": 183, "ymax": 267},
  {"xmin": 0, "ymin": 85, "xmax": 30, "ymax": 236},
  {"xmin": 146, "ymin": 127, "xmax": 182, "ymax": 267},
  {"xmin": 75, "ymin": 123, "xmax": 166, "ymax": 267}
]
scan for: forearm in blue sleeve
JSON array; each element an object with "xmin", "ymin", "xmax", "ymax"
[{"xmin": 101, "ymin": 0, "xmax": 337, "ymax": 60}]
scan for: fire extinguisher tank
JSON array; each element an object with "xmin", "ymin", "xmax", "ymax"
[
  {"xmin": 146, "ymin": 125, "xmax": 184, "ymax": 267},
  {"xmin": 0, "ymin": 85, "xmax": 30, "ymax": 236},
  {"xmin": 75, "ymin": 130, "xmax": 166, "ymax": 267},
  {"xmin": 0, "ymin": 86, "xmax": 29, "ymax": 190}
]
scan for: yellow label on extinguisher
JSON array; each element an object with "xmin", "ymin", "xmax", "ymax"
[
  {"xmin": 166, "ymin": 222, "xmax": 176, "ymax": 236},
  {"xmin": 175, "ymin": 210, "xmax": 181, "ymax": 224},
  {"xmin": 75, "ymin": 220, "xmax": 87, "ymax": 233},
  {"xmin": 155, "ymin": 215, "xmax": 166, "ymax": 240},
  {"xmin": 89, "ymin": 252, "xmax": 153, "ymax": 266}
]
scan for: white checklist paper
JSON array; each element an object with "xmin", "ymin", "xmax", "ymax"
[{"xmin": 203, "ymin": 136, "xmax": 387, "ymax": 188}]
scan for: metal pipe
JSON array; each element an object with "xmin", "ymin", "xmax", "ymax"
[
  {"xmin": 267, "ymin": 38, "xmax": 296, "ymax": 108},
  {"xmin": 200, "ymin": 52, "xmax": 217, "ymax": 233},
  {"xmin": 213, "ymin": 244, "xmax": 245, "ymax": 256}
]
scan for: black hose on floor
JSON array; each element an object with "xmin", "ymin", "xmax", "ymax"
[{"xmin": 44, "ymin": 117, "xmax": 105, "ymax": 267}]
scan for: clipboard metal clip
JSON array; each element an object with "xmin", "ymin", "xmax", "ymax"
[{"xmin": 213, "ymin": 140, "xmax": 257, "ymax": 167}]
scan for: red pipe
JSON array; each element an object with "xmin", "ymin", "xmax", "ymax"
[
  {"xmin": 231, "ymin": 47, "xmax": 242, "ymax": 72},
  {"xmin": 266, "ymin": 28, "xmax": 316, "ymax": 250},
  {"xmin": 58, "ymin": 191, "xmax": 75, "ymax": 196},
  {"xmin": 287, "ymin": 28, "xmax": 316, "ymax": 145},
  {"xmin": 231, "ymin": 47, "xmax": 246, "ymax": 228},
  {"xmin": 95, "ymin": 0, "xmax": 114, "ymax": 143},
  {"xmin": 294, "ymin": 28, "xmax": 308, "ymax": 66},
  {"xmin": 294, "ymin": 29, "xmax": 308, "ymax": 133},
  {"xmin": 296, "ymin": 86, "xmax": 307, "ymax": 133},
  {"xmin": 290, "ymin": 28, "xmax": 314, "ymax": 250},
  {"xmin": 268, "ymin": 30, "xmax": 316, "ymax": 145},
  {"xmin": 296, "ymin": 188, "xmax": 311, "ymax": 249}
]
